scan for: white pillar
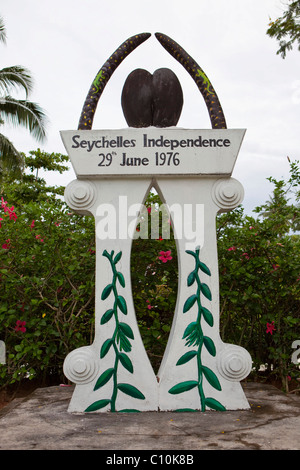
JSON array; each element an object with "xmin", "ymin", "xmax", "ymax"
[{"xmin": 0, "ymin": 341, "xmax": 5, "ymax": 365}]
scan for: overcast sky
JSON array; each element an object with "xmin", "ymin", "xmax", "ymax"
[{"xmin": 1, "ymin": 0, "xmax": 300, "ymax": 214}]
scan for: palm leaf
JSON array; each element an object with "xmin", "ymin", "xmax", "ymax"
[
  {"xmin": 0, "ymin": 17, "xmax": 7, "ymax": 44},
  {"xmin": 0, "ymin": 95, "xmax": 47, "ymax": 142},
  {"xmin": 0, "ymin": 66, "xmax": 34, "ymax": 97},
  {"xmin": 0, "ymin": 132, "xmax": 23, "ymax": 177}
]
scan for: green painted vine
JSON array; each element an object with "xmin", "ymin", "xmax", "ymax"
[
  {"xmin": 85, "ymin": 249, "xmax": 145, "ymax": 412},
  {"xmin": 169, "ymin": 248, "xmax": 226, "ymax": 412}
]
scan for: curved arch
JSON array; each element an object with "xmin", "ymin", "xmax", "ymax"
[
  {"xmin": 78, "ymin": 33, "xmax": 151, "ymax": 130},
  {"xmin": 155, "ymin": 32, "xmax": 227, "ymax": 129}
]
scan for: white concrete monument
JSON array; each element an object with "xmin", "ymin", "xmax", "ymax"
[
  {"xmin": 0, "ymin": 340, "xmax": 5, "ymax": 365},
  {"xmin": 61, "ymin": 32, "xmax": 252, "ymax": 412}
]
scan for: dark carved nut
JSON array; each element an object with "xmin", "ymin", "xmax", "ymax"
[{"xmin": 121, "ymin": 68, "xmax": 183, "ymax": 128}]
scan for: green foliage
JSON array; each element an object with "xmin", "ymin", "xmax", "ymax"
[
  {"xmin": 131, "ymin": 191, "xmax": 178, "ymax": 372},
  {"xmin": 0, "ymin": 151, "xmax": 95, "ymax": 387},
  {"xmin": 218, "ymin": 165, "xmax": 300, "ymax": 390},
  {"xmin": 267, "ymin": 0, "xmax": 300, "ymax": 58}
]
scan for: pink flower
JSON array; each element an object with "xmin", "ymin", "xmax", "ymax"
[
  {"xmin": 30, "ymin": 220, "xmax": 35, "ymax": 229},
  {"xmin": 242, "ymin": 252, "xmax": 250, "ymax": 260},
  {"xmin": 0, "ymin": 217, "xmax": 3, "ymax": 228},
  {"xmin": 271, "ymin": 264, "xmax": 279, "ymax": 272},
  {"xmin": 1, "ymin": 199, "xmax": 17, "ymax": 221},
  {"xmin": 266, "ymin": 321, "xmax": 276, "ymax": 335},
  {"xmin": 147, "ymin": 207, "xmax": 151, "ymax": 214},
  {"xmin": 228, "ymin": 246, "xmax": 236, "ymax": 251},
  {"xmin": 1, "ymin": 197, "xmax": 7, "ymax": 210},
  {"xmin": 146, "ymin": 300, "xmax": 153, "ymax": 310},
  {"xmin": 159, "ymin": 250, "xmax": 172, "ymax": 263},
  {"xmin": 2, "ymin": 239, "xmax": 11, "ymax": 249},
  {"xmin": 7, "ymin": 206, "xmax": 17, "ymax": 221},
  {"xmin": 15, "ymin": 320, "xmax": 26, "ymax": 332}
]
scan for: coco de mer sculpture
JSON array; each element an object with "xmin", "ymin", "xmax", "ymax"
[{"xmin": 61, "ymin": 33, "xmax": 252, "ymax": 412}]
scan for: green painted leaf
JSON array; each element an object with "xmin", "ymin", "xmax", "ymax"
[
  {"xmin": 205, "ymin": 397, "xmax": 226, "ymax": 411},
  {"xmin": 119, "ymin": 322, "xmax": 134, "ymax": 339},
  {"xmin": 118, "ymin": 333, "xmax": 132, "ymax": 352},
  {"xmin": 118, "ymin": 409, "xmax": 141, "ymax": 413},
  {"xmin": 168, "ymin": 380, "xmax": 198, "ymax": 395},
  {"xmin": 198, "ymin": 261, "xmax": 211, "ymax": 276},
  {"xmin": 114, "ymin": 251, "xmax": 122, "ymax": 264},
  {"xmin": 117, "ymin": 295, "xmax": 127, "ymax": 314},
  {"xmin": 101, "ymin": 284, "xmax": 113, "ymax": 300},
  {"xmin": 203, "ymin": 336, "xmax": 216, "ymax": 356},
  {"xmin": 185, "ymin": 334, "xmax": 201, "ymax": 347},
  {"xmin": 175, "ymin": 408, "xmax": 197, "ymax": 412},
  {"xmin": 100, "ymin": 309, "xmax": 114, "ymax": 325},
  {"xmin": 100, "ymin": 338, "xmax": 113, "ymax": 358},
  {"xmin": 176, "ymin": 350, "xmax": 197, "ymax": 366},
  {"xmin": 93, "ymin": 368, "xmax": 114, "ymax": 391},
  {"xmin": 102, "ymin": 249, "xmax": 110, "ymax": 259},
  {"xmin": 202, "ymin": 366, "xmax": 222, "ymax": 391},
  {"xmin": 119, "ymin": 352, "xmax": 133, "ymax": 373},
  {"xmin": 182, "ymin": 321, "xmax": 197, "ymax": 339},
  {"xmin": 187, "ymin": 271, "xmax": 196, "ymax": 287},
  {"xmin": 200, "ymin": 283, "xmax": 212, "ymax": 301},
  {"xmin": 117, "ymin": 272, "xmax": 125, "ymax": 287},
  {"xmin": 183, "ymin": 294, "xmax": 197, "ymax": 313},
  {"xmin": 185, "ymin": 250, "xmax": 197, "ymax": 259},
  {"xmin": 201, "ymin": 306, "xmax": 214, "ymax": 327},
  {"xmin": 117, "ymin": 383, "xmax": 145, "ymax": 400},
  {"xmin": 85, "ymin": 399, "xmax": 111, "ymax": 412}
]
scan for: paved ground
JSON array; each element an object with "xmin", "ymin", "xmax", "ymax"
[{"xmin": 0, "ymin": 382, "xmax": 299, "ymax": 451}]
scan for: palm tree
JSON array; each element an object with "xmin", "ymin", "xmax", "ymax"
[
  {"xmin": 0, "ymin": 16, "xmax": 47, "ymax": 178},
  {"xmin": 0, "ymin": 15, "xmax": 6, "ymax": 44}
]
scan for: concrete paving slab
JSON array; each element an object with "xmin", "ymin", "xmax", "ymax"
[{"xmin": 0, "ymin": 382, "xmax": 299, "ymax": 451}]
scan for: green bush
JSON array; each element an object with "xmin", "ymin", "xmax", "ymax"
[
  {"xmin": 0, "ymin": 151, "xmax": 95, "ymax": 386},
  {"xmin": 131, "ymin": 191, "xmax": 177, "ymax": 372},
  {"xmin": 218, "ymin": 168, "xmax": 300, "ymax": 390}
]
